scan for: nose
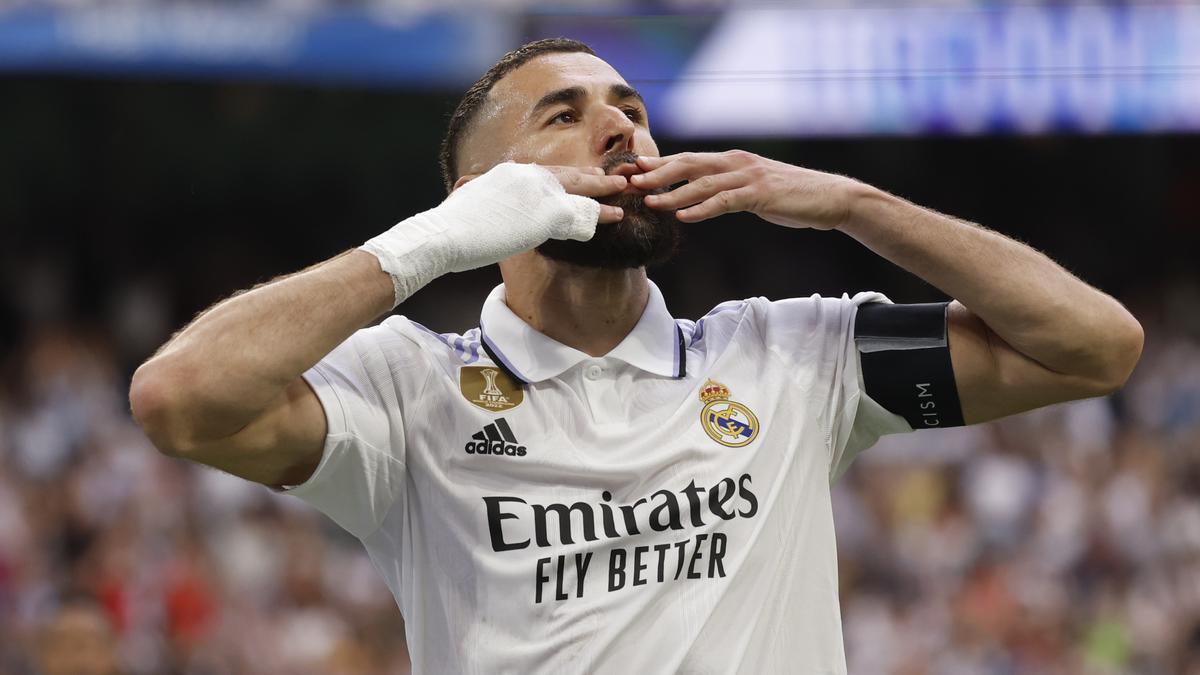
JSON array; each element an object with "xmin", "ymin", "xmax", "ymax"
[
  {"xmin": 597, "ymin": 107, "xmax": 637, "ymax": 156},
  {"xmin": 603, "ymin": 131, "xmax": 632, "ymax": 155}
]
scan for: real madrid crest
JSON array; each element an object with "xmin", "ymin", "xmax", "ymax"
[
  {"xmin": 699, "ymin": 379, "xmax": 759, "ymax": 448},
  {"xmin": 460, "ymin": 366, "xmax": 524, "ymax": 413}
]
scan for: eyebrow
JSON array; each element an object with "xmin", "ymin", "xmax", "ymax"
[
  {"xmin": 610, "ymin": 84, "xmax": 645, "ymax": 108},
  {"xmin": 530, "ymin": 86, "xmax": 587, "ymax": 119},
  {"xmin": 529, "ymin": 84, "xmax": 647, "ymax": 119}
]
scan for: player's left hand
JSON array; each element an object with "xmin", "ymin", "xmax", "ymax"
[{"xmin": 631, "ymin": 151, "xmax": 862, "ymax": 230}]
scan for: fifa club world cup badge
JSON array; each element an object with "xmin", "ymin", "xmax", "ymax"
[
  {"xmin": 460, "ymin": 366, "xmax": 524, "ymax": 412},
  {"xmin": 698, "ymin": 379, "xmax": 760, "ymax": 448}
]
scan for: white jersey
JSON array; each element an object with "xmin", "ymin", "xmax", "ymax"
[{"xmin": 283, "ymin": 280, "xmax": 913, "ymax": 674}]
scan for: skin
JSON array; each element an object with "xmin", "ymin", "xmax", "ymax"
[
  {"xmin": 129, "ymin": 51, "xmax": 1143, "ymax": 487},
  {"xmin": 36, "ymin": 604, "xmax": 121, "ymax": 675}
]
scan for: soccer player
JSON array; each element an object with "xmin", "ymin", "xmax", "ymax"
[{"xmin": 129, "ymin": 38, "xmax": 1143, "ymax": 673}]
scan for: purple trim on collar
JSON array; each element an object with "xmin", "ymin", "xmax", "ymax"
[
  {"xmin": 479, "ymin": 325, "xmax": 530, "ymax": 385},
  {"xmin": 673, "ymin": 324, "xmax": 683, "ymax": 378},
  {"xmin": 409, "ymin": 320, "xmax": 484, "ymax": 364}
]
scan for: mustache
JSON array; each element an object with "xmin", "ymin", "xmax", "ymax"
[
  {"xmin": 601, "ymin": 150, "xmax": 639, "ymax": 175},
  {"xmin": 601, "ymin": 151, "xmax": 684, "ymax": 199}
]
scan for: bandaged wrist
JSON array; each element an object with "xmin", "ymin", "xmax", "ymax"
[
  {"xmin": 359, "ymin": 206, "xmax": 463, "ymax": 309},
  {"xmin": 360, "ymin": 162, "xmax": 599, "ymax": 308}
]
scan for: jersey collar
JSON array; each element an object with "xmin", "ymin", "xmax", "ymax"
[{"xmin": 478, "ymin": 279, "xmax": 686, "ymax": 384}]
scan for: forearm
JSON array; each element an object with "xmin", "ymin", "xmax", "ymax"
[
  {"xmin": 838, "ymin": 185, "xmax": 1143, "ymax": 380},
  {"xmin": 130, "ymin": 163, "xmax": 610, "ymax": 449},
  {"xmin": 131, "ymin": 249, "xmax": 395, "ymax": 441}
]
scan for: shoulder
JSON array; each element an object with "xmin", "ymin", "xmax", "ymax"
[
  {"xmin": 372, "ymin": 315, "xmax": 489, "ymax": 381},
  {"xmin": 679, "ymin": 291, "xmax": 893, "ymax": 347},
  {"xmin": 774, "ymin": 290, "xmax": 895, "ymax": 321},
  {"xmin": 324, "ymin": 315, "xmax": 483, "ymax": 379},
  {"xmin": 677, "ymin": 298, "xmax": 755, "ymax": 350},
  {"xmin": 387, "ymin": 316, "xmax": 485, "ymax": 365},
  {"xmin": 678, "ymin": 292, "xmax": 899, "ymax": 373}
]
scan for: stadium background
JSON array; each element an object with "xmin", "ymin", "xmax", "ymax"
[{"xmin": 2, "ymin": 3, "xmax": 1200, "ymax": 674}]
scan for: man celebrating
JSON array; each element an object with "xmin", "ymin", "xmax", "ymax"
[{"xmin": 130, "ymin": 39, "xmax": 1143, "ymax": 673}]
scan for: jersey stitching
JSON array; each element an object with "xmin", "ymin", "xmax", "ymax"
[
  {"xmin": 347, "ymin": 432, "xmax": 407, "ymax": 540},
  {"xmin": 355, "ymin": 322, "xmax": 429, "ymax": 469},
  {"xmin": 306, "ymin": 361, "xmax": 348, "ymax": 436},
  {"xmin": 750, "ymin": 299, "xmax": 840, "ymax": 479},
  {"xmin": 825, "ymin": 305, "xmax": 861, "ymax": 482},
  {"xmin": 338, "ymin": 338, "xmax": 412, "ymax": 539}
]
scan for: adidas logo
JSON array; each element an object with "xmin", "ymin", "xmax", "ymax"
[{"xmin": 465, "ymin": 418, "xmax": 527, "ymax": 457}]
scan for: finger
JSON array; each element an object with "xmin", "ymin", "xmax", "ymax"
[
  {"xmin": 631, "ymin": 153, "xmax": 726, "ymax": 190},
  {"xmin": 676, "ymin": 187, "xmax": 757, "ymax": 223},
  {"xmin": 598, "ymin": 204, "xmax": 625, "ymax": 224},
  {"xmin": 559, "ymin": 195, "xmax": 600, "ymax": 242},
  {"xmin": 538, "ymin": 164, "xmax": 606, "ymax": 178},
  {"xmin": 635, "ymin": 153, "xmax": 693, "ymax": 169},
  {"xmin": 634, "ymin": 155, "xmax": 669, "ymax": 170},
  {"xmin": 643, "ymin": 171, "xmax": 746, "ymax": 211},
  {"xmin": 535, "ymin": 164, "xmax": 605, "ymax": 175},
  {"xmin": 545, "ymin": 167, "xmax": 629, "ymax": 197}
]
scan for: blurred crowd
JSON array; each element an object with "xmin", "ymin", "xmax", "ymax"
[
  {"xmin": 0, "ymin": 302, "xmax": 412, "ymax": 672},
  {"xmin": 0, "ymin": 273, "xmax": 1197, "ymax": 674},
  {"xmin": 0, "ymin": 0, "xmax": 1116, "ymax": 12}
]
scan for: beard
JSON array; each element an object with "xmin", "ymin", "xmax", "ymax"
[{"xmin": 536, "ymin": 151, "xmax": 682, "ymax": 269}]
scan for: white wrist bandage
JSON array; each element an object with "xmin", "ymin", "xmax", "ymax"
[{"xmin": 360, "ymin": 162, "xmax": 600, "ymax": 308}]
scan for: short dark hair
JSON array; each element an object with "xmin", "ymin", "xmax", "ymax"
[{"xmin": 438, "ymin": 38, "xmax": 596, "ymax": 194}]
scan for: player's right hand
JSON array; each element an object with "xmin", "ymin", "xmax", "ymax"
[
  {"xmin": 458, "ymin": 164, "xmax": 628, "ymax": 224},
  {"xmin": 359, "ymin": 162, "xmax": 630, "ymax": 307}
]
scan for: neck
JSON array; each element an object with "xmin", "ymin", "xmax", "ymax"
[{"xmin": 498, "ymin": 252, "xmax": 650, "ymax": 357}]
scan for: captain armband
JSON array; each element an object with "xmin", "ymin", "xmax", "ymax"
[{"xmin": 853, "ymin": 301, "xmax": 965, "ymax": 429}]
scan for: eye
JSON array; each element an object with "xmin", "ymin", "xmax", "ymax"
[
  {"xmin": 622, "ymin": 107, "xmax": 644, "ymax": 123},
  {"xmin": 550, "ymin": 110, "xmax": 577, "ymax": 125}
]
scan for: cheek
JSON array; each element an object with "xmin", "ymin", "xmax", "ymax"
[
  {"xmin": 528, "ymin": 144, "xmax": 567, "ymax": 165},
  {"xmin": 635, "ymin": 131, "xmax": 660, "ymax": 157},
  {"xmin": 506, "ymin": 133, "xmax": 584, "ymax": 166}
]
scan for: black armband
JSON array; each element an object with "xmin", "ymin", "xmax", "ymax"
[{"xmin": 854, "ymin": 301, "xmax": 965, "ymax": 429}]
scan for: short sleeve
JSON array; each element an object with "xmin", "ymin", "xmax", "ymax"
[
  {"xmin": 279, "ymin": 324, "xmax": 409, "ymax": 539},
  {"xmin": 760, "ymin": 291, "xmax": 914, "ymax": 483}
]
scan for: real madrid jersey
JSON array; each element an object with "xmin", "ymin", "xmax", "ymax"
[{"xmin": 282, "ymin": 280, "xmax": 914, "ymax": 675}]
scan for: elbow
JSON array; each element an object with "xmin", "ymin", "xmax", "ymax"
[
  {"xmin": 129, "ymin": 362, "xmax": 197, "ymax": 458},
  {"xmin": 1088, "ymin": 314, "xmax": 1145, "ymax": 396}
]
